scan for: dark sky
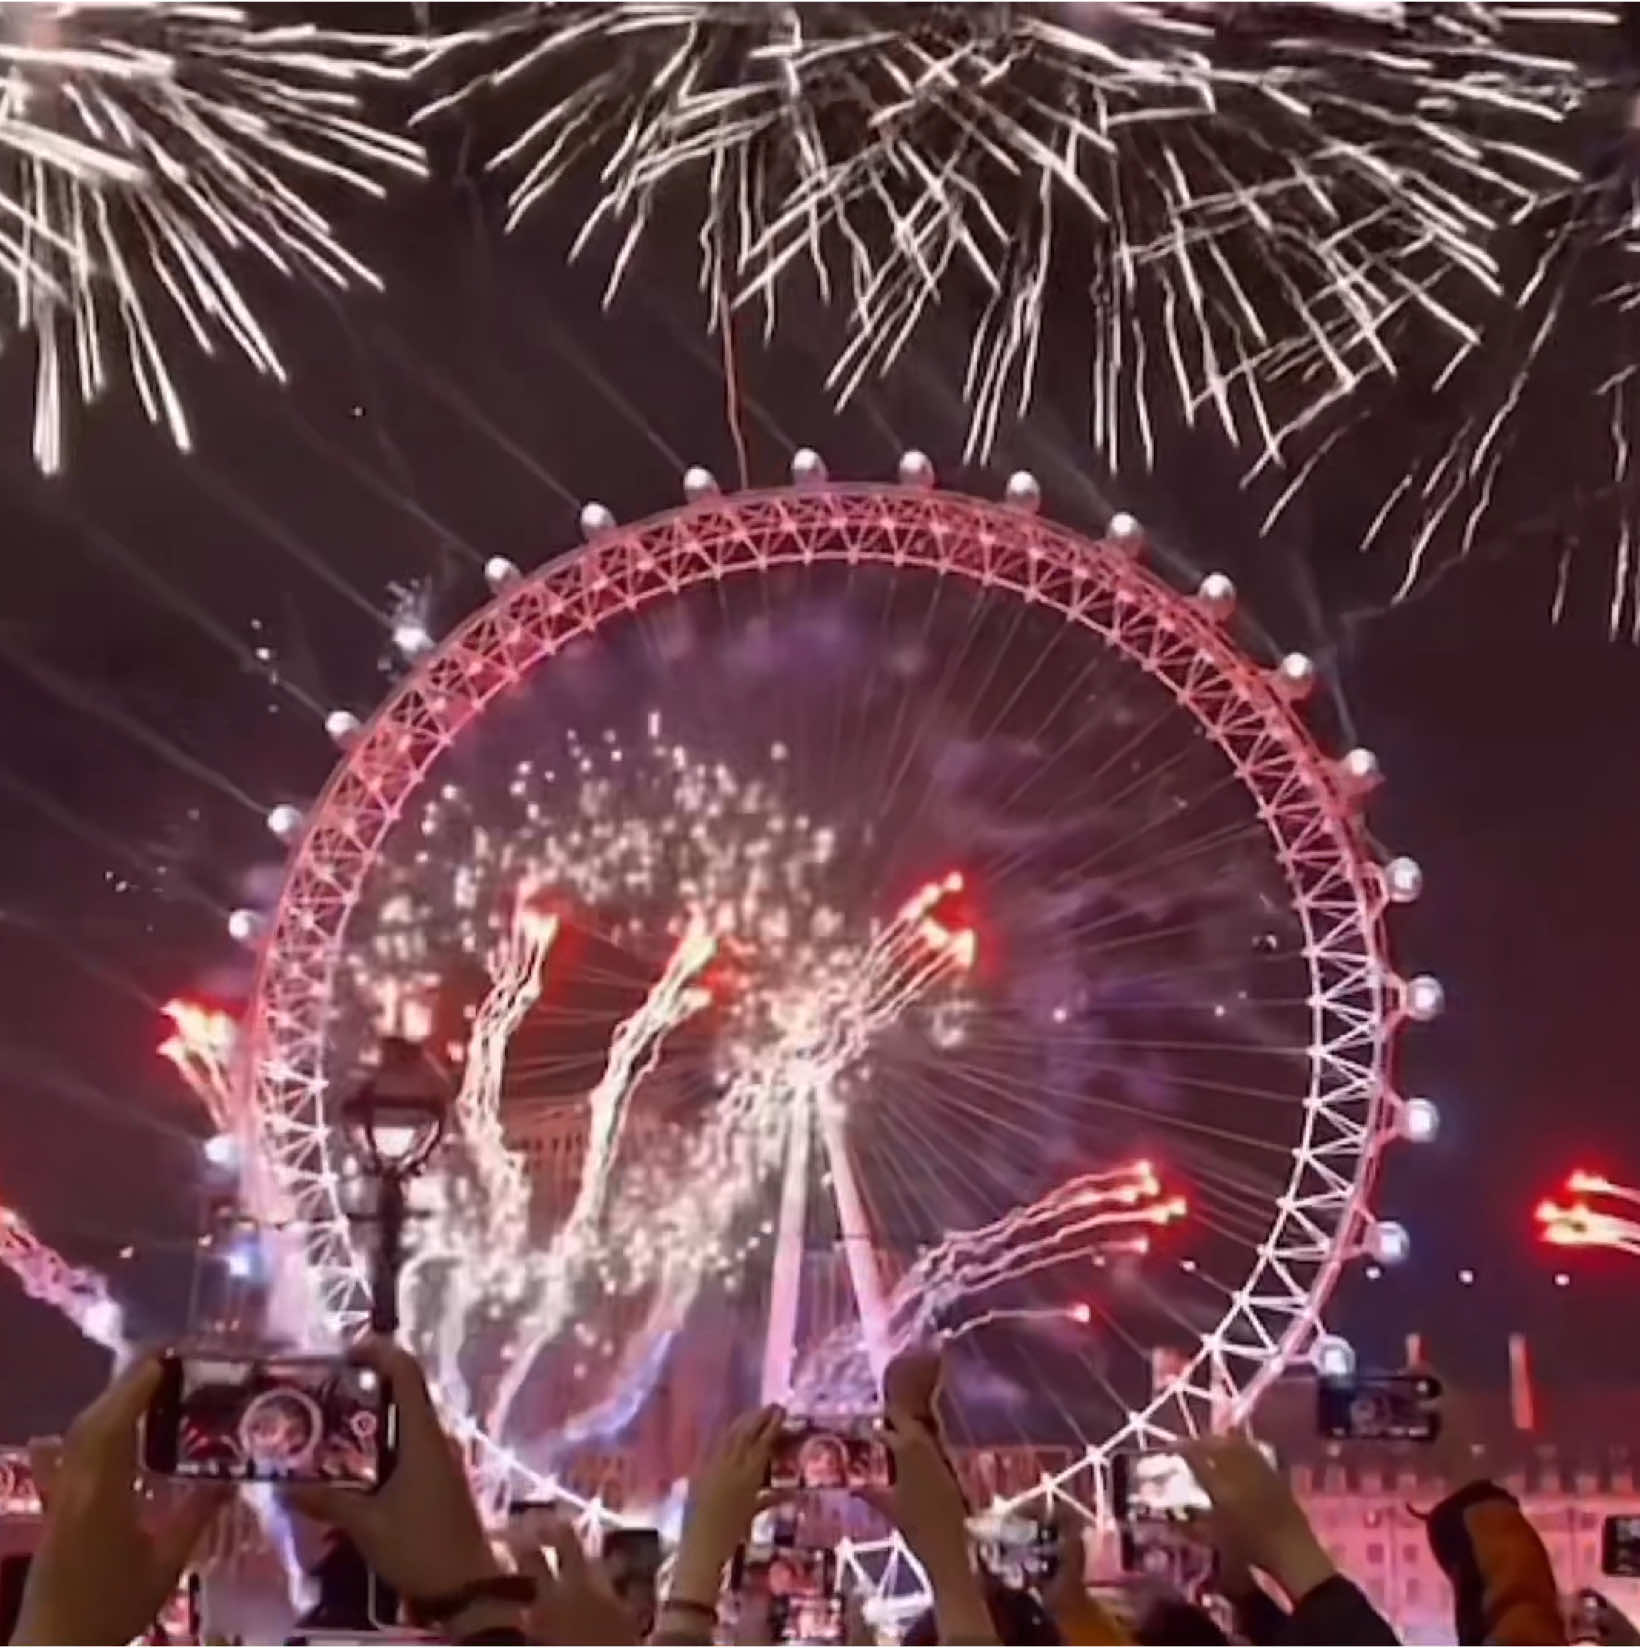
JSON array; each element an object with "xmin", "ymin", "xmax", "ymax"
[{"xmin": 1, "ymin": 122, "xmax": 1638, "ymax": 1437}]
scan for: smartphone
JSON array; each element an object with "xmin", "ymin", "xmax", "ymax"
[
  {"xmin": 1602, "ymin": 1516, "xmax": 1640, "ymax": 1578},
  {"xmin": 603, "ymin": 1526, "xmax": 663, "ymax": 1590},
  {"xmin": 0, "ymin": 1450, "xmax": 40, "ymax": 1516},
  {"xmin": 1316, "ymin": 1372, "xmax": 1442, "ymax": 1443},
  {"xmin": 979, "ymin": 1517, "xmax": 1058, "ymax": 1585},
  {"xmin": 602, "ymin": 1526, "xmax": 662, "ymax": 1630},
  {"xmin": 142, "ymin": 1352, "xmax": 395, "ymax": 1487},
  {"xmin": 746, "ymin": 1549, "xmax": 840, "ymax": 1645},
  {"xmin": 764, "ymin": 1419, "xmax": 892, "ymax": 1492},
  {"xmin": 1111, "ymin": 1452, "xmax": 1219, "ymax": 1585}
]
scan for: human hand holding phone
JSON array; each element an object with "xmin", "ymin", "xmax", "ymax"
[
  {"xmin": 11, "ymin": 1353, "xmax": 230, "ymax": 1646},
  {"xmin": 143, "ymin": 1350, "xmax": 391, "ymax": 1487},
  {"xmin": 282, "ymin": 1338, "xmax": 504, "ymax": 1627},
  {"xmin": 1181, "ymin": 1436, "xmax": 1334, "ymax": 1605},
  {"xmin": 512, "ymin": 1517, "xmax": 639, "ymax": 1646}
]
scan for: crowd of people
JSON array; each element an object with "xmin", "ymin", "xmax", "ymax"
[{"xmin": 0, "ymin": 1335, "xmax": 1630, "ymax": 1646}]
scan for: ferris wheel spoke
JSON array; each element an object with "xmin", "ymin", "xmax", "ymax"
[
  {"xmin": 986, "ymin": 643, "xmax": 1171, "ymax": 819},
  {"xmin": 886, "ymin": 1069, "xmax": 1112, "ymax": 1175},
  {"xmin": 870, "ymin": 602, "xmax": 1038, "ymax": 861},
  {"xmin": 925, "ymin": 1056, "xmax": 1298, "ymax": 1158}
]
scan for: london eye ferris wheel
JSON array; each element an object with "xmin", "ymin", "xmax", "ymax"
[{"xmin": 240, "ymin": 455, "xmax": 1438, "ymax": 1550}]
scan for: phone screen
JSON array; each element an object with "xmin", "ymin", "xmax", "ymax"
[
  {"xmin": 0, "ymin": 1450, "xmax": 41, "ymax": 1516},
  {"xmin": 979, "ymin": 1517, "xmax": 1058, "ymax": 1585},
  {"xmin": 765, "ymin": 1421, "xmax": 891, "ymax": 1491},
  {"xmin": 1111, "ymin": 1453, "xmax": 1219, "ymax": 1587},
  {"xmin": 1603, "ymin": 1516, "xmax": 1640, "ymax": 1578},
  {"xmin": 1316, "ymin": 1373, "xmax": 1441, "ymax": 1442},
  {"xmin": 1122, "ymin": 1452, "xmax": 1212, "ymax": 1519},
  {"xmin": 144, "ymin": 1354, "xmax": 393, "ymax": 1487},
  {"xmin": 604, "ymin": 1527, "xmax": 662, "ymax": 1587},
  {"xmin": 739, "ymin": 1549, "xmax": 840, "ymax": 1644}
]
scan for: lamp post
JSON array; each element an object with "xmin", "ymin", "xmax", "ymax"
[{"xmin": 340, "ymin": 1037, "xmax": 448, "ymax": 1336}]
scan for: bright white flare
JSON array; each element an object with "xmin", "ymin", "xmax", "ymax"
[
  {"xmin": 412, "ymin": 4, "xmax": 1607, "ymax": 465},
  {"xmin": 0, "ymin": 5, "xmax": 424, "ymax": 471}
]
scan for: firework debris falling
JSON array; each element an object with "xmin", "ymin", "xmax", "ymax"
[{"xmin": 0, "ymin": 3, "xmax": 425, "ymax": 471}]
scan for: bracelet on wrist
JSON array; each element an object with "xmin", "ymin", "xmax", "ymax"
[{"xmin": 663, "ymin": 1596, "xmax": 719, "ymax": 1619}]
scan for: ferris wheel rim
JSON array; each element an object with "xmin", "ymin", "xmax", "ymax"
[{"xmin": 241, "ymin": 480, "xmax": 1402, "ymax": 1482}]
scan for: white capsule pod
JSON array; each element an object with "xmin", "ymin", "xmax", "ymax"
[
  {"xmin": 1402, "ymin": 1097, "xmax": 1440, "ymax": 1143},
  {"xmin": 1004, "ymin": 470, "xmax": 1041, "ymax": 513},
  {"xmin": 325, "ymin": 709, "xmax": 361, "ymax": 747},
  {"xmin": 579, "ymin": 501, "xmax": 616, "ymax": 539},
  {"xmin": 266, "ymin": 804, "xmax": 303, "ymax": 842},
  {"xmin": 485, "ymin": 556, "xmax": 521, "ymax": 593},
  {"xmin": 683, "ymin": 465, "xmax": 720, "ymax": 502},
  {"xmin": 1367, "ymin": 1220, "xmax": 1411, "ymax": 1266},
  {"xmin": 898, "ymin": 450, "xmax": 935, "ymax": 488},
  {"xmin": 1312, "ymin": 1334, "xmax": 1356, "ymax": 1381},
  {"xmin": 1105, "ymin": 511, "xmax": 1144, "ymax": 556},
  {"xmin": 1384, "ymin": 856, "xmax": 1424, "ymax": 903},
  {"xmin": 1196, "ymin": 572, "xmax": 1237, "ymax": 622},
  {"xmin": 1405, "ymin": 974, "xmax": 1445, "ymax": 1022},
  {"xmin": 1336, "ymin": 747, "xmax": 1382, "ymax": 797},
  {"xmin": 1273, "ymin": 652, "xmax": 1316, "ymax": 701},
  {"xmin": 227, "ymin": 908, "xmax": 262, "ymax": 944},
  {"xmin": 790, "ymin": 448, "xmax": 827, "ymax": 485}
]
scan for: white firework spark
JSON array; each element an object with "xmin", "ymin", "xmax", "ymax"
[
  {"xmin": 0, "ymin": 4, "xmax": 424, "ymax": 471},
  {"xmin": 414, "ymin": 2, "xmax": 1604, "ymax": 464},
  {"xmin": 1259, "ymin": 104, "xmax": 1640, "ymax": 636}
]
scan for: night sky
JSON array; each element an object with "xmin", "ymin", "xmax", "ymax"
[{"xmin": 1, "ymin": 105, "xmax": 1638, "ymax": 1438}]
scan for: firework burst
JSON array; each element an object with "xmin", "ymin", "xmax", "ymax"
[
  {"xmin": 416, "ymin": 2, "xmax": 1603, "ymax": 464},
  {"xmin": 1537, "ymin": 1168, "xmax": 1640, "ymax": 1257},
  {"xmin": 0, "ymin": 4, "xmax": 424, "ymax": 471},
  {"xmin": 1258, "ymin": 74, "xmax": 1640, "ymax": 635}
]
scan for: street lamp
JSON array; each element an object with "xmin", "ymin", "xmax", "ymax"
[{"xmin": 340, "ymin": 1037, "xmax": 448, "ymax": 1335}]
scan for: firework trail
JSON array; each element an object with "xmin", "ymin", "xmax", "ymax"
[
  {"xmin": 414, "ymin": 3, "xmax": 1605, "ymax": 463},
  {"xmin": 0, "ymin": 4, "xmax": 423, "ymax": 471},
  {"xmin": 1537, "ymin": 1169, "xmax": 1640, "ymax": 1257},
  {"xmin": 157, "ymin": 997, "xmax": 238, "ymax": 1133},
  {"xmin": 793, "ymin": 1160, "xmax": 1183, "ymax": 1407},
  {"xmin": 479, "ymin": 872, "xmax": 973, "ymax": 1441},
  {"xmin": 565, "ymin": 914, "xmax": 715, "ymax": 1233},
  {"xmin": 156, "ymin": 996, "xmax": 320, "ymax": 1341},
  {"xmin": 452, "ymin": 896, "xmax": 560, "ymax": 1253},
  {"xmin": 1258, "ymin": 120, "xmax": 1640, "ymax": 635},
  {"xmin": 0, "ymin": 1202, "xmax": 124, "ymax": 1353}
]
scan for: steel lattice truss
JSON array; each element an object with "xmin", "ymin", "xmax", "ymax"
[{"xmin": 243, "ymin": 483, "xmax": 1406, "ymax": 1523}]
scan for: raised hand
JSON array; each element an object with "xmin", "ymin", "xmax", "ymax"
[
  {"xmin": 283, "ymin": 1338, "xmax": 501, "ymax": 1623},
  {"xmin": 668, "ymin": 1404, "xmax": 785, "ymax": 1612},
  {"xmin": 1182, "ymin": 1436, "xmax": 1335, "ymax": 1603},
  {"xmin": 511, "ymin": 1518, "xmax": 638, "ymax": 1645},
  {"xmin": 12, "ymin": 1355, "xmax": 229, "ymax": 1645},
  {"xmin": 855, "ymin": 1407, "xmax": 996, "ymax": 1644}
]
